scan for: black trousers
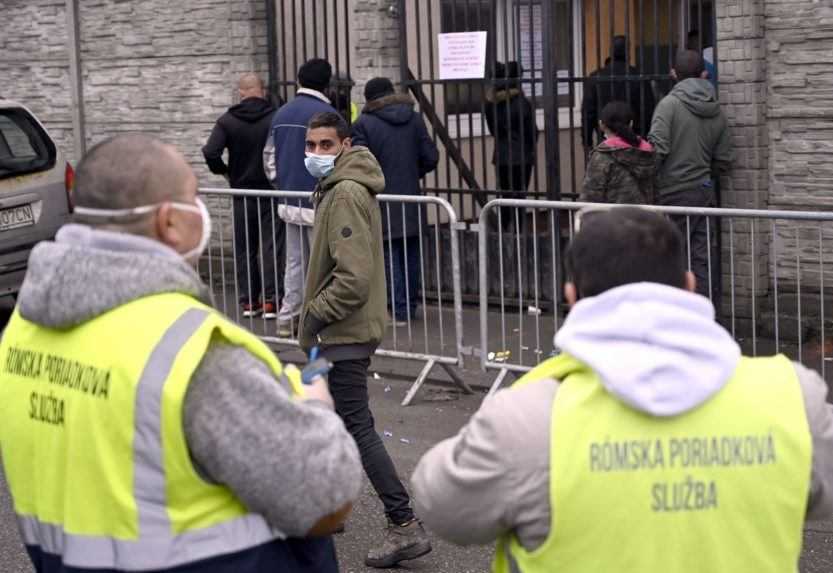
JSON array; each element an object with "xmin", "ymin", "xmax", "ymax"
[
  {"xmin": 232, "ymin": 196, "xmax": 284, "ymax": 304},
  {"xmin": 659, "ymin": 184, "xmax": 718, "ymax": 300},
  {"xmin": 328, "ymin": 358, "xmax": 414, "ymax": 525},
  {"xmin": 496, "ymin": 163, "xmax": 534, "ymax": 230}
]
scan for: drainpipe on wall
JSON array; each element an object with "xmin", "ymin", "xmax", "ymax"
[{"xmin": 65, "ymin": 0, "xmax": 86, "ymax": 159}]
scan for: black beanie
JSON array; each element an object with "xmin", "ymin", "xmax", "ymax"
[
  {"xmin": 298, "ymin": 59, "xmax": 333, "ymax": 92},
  {"xmin": 364, "ymin": 77, "xmax": 395, "ymax": 102}
]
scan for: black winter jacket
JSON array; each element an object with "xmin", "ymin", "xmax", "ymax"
[
  {"xmin": 484, "ymin": 88, "xmax": 538, "ymax": 167},
  {"xmin": 351, "ymin": 94, "xmax": 439, "ymax": 239},
  {"xmin": 203, "ymin": 97, "xmax": 276, "ymax": 190}
]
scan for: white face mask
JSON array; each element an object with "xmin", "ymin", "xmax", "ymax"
[
  {"xmin": 304, "ymin": 147, "xmax": 342, "ymax": 179},
  {"xmin": 74, "ymin": 197, "xmax": 212, "ymax": 263}
]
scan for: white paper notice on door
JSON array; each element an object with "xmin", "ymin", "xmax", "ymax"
[{"xmin": 438, "ymin": 31, "xmax": 488, "ymax": 80}]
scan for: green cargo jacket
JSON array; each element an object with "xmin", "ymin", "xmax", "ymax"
[{"xmin": 299, "ymin": 146, "xmax": 388, "ymax": 358}]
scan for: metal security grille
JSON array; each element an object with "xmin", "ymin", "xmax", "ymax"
[
  {"xmin": 397, "ymin": 0, "xmax": 718, "ymax": 219},
  {"xmin": 266, "ymin": 0, "xmax": 355, "ymax": 120}
]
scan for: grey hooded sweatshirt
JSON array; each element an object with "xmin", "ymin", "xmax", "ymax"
[
  {"xmin": 12, "ymin": 224, "xmax": 363, "ymax": 538},
  {"xmin": 648, "ymin": 78, "xmax": 732, "ymax": 197},
  {"xmin": 412, "ymin": 283, "xmax": 833, "ymax": 552}
]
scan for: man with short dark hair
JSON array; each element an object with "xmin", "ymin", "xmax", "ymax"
[
  {"xmin": 300, "ymin": 112, "xmax": 432, "ymax": 569},
  {"xmin": 582, "ymin": 35, "xmax": 655, "ymax": 149},
  {"xmin": 268, "ymin": 59, "xmax": 337, "ymax": 337},
  {"xmin": 203, "ymin": 73, "xmax": 281, "ymax": 318},
  {"xmin": 0, "ymin": 134, "xmax": 363, "ymax": 573},
  {"xmin": 413, "ymin": 207, "xmax": 833, "ymax": 572},
  {"xmin": 649, "ymin": 49, "xmax": 732, "ymax": 298}
]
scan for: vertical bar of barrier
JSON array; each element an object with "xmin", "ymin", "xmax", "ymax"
[
  {"xmin": 751, "ymin": 219, "xmax": 757, "ymax": 356},
  {"xmin": 218, "ymin": 202, "xmax": 229, "ymax": 316},
  {"xmin": 773, "ymin": 220, "xmax": 779, "ymax": 352},
  {"xmin": 729, "ymin": 218, "xmax": 736, "ymax": 337},
  {"xmin": 402, "ymin": 203, "xmax": 413, "ymax": 344},
  {"xmin": 418, "ymin": 207, "xmax": 430, "ymax": 354},
  {"xmin": 479, "ymin": 200, "xmax": 491, "ymax": 371},
  {"xmin": 820, "ymin": 223, "xmax": 826, "ymax": 378},
  {"xmin": 796, "ymin": 227, "xmax": 802, "ymax": 360}
]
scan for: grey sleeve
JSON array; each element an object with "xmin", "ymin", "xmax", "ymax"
[
  {"xmin": 411, "ymin": 380, "xmax": 554, "ymax": 549},
  {"xmin": 648, "ymin": 97, "xmax": 673, "ymax": 169},
  {"xmin": 795, "ymin": 362, "xmax": 833, "ymax": 521},
  {"xmin": 183, "ymin": 340, "xmax": 363, "ymax": 537}
]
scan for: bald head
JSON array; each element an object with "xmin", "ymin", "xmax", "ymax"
[
  {"xmin": 74, "ymin": 134, "xmax": 196, "ymax": 214},
  {"xmin": 238, "ymin": 73, "xmax": 265, "ymax": 100}
]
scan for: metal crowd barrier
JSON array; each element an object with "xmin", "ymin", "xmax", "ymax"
[
  {"xmin": 479, "ymin": 199, "xmax": 833, "ymax": 394},
  {"xmin": 198, "ymin": 187, "xmax": 471, "ymax": 406}
]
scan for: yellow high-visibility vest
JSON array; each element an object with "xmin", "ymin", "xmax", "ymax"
[
  {"xmin": 494, "ymin": 353, "xmax": 812, "ymax": 573},
  {"xmin": 0, "ymin": 293, "xmax": 304, "ymax": 570}
]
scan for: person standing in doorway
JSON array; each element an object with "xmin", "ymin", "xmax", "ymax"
[
  {"xmin": 484, "ymin": 61, "xmax": 537, "ymax": 229},
  {"xmin": 203, "ymin": 73, "xmax": 282, "ymax": 318},
  {"xmin": 300, "ymin": 112, "xmax": 433, "ymax": 568},
  {"xmin": 351, "ymin": 77, "xmax": 439, "ymax": 326},
  {"xmin": 649, "ymin": 50, "xmax": 732, "ymax": 298},
  {"xmin": 268, "ymin": 59, "xmax": 336, "ymax": 337},
  {"xmin": 582, "ymin": 35, "xmax": 656, "ymax": 151}
]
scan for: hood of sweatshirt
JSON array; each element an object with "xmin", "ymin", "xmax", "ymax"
[
  {"xmin": 596, "ymin": 136, "xmax": 656, "ymax": 182},
  {"xmin": 670, "ymin": 78, "xmax": 722, "ymax": 118},
  {"xmin": 17, "ymin": 224, "xmax": 211, "ymax": 330},
  {"xmin": 555, "ymin": 283, "xmax": 741, "ymax": 417},
  {"xmin": 228, "ymin": 97, "xmax": 276, "ymax": 123},
  {"xmin": 319, "ymin": 146, "xmax": 386, "ymax": 197},
  {"xmin": 363, "ymin": 94, "xmax": 415, "ymax": 126}
]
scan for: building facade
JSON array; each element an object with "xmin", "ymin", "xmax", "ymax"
[{"xmin": 2, "ymin": 0, "xmax": 831, "ymax": 339}]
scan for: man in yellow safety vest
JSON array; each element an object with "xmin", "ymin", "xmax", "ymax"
[
  {"xmin": 412, "ymin": 207, "xmax": 833, "ymax": 572},
  {"xmin": 0, "ymin": 134, "xmax": 363, "ymax": 573}
]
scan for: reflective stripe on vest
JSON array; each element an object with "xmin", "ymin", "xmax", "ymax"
[
  {"xmin": 0, "ymin": 295, "xmax": 298, "ymax": 571},
  {"xmin": 493, "ymin": 353, "xmax": 812, "ymax": 573}
]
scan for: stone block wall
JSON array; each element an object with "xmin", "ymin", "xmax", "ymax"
[
  {"xmin": 764, "ymin": 0, "xmax": 833, "ymax": 323},
  {"xmin": 714, "ymin": 0, "xmax": 770, "ymax": 329},
  {"xmin": 0, "ymin": 1, "xmax": 76, "ymax": 161},
  {"xmin": 351, "ymin": 0, "xmax": 401, "ymax": 102}
]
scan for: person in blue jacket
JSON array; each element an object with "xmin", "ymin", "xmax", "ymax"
[
  {"xmin": 351, "ymin": 77, "xmax": 439, "ymax": 325},
  {"xmin": 266, "ymin": 59, "xmax": 337, "ymax": 337}
]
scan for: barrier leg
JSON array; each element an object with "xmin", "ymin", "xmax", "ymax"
[
  {"xmin": 401, "ymin": 359, "xmax": 437, "ymax": 407},
  {"xmin": 487, "ymin": 368, "xmax": 511, "ymax": 398},
  {"xmin": 440, "ymin": 362, "xmax": 474, "ymax": 395}
]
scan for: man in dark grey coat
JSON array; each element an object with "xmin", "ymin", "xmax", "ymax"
[
  {"xmin": 351, "ymin": 78, "xmax": 439, "ymax": 325},
  {"xmin": 649, "ymin": 50, "xmax": 732, "ymax": 299}
]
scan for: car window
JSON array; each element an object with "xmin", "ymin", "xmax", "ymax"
[{"xmin": 0, "ymin": 109, "xmax": 56, "ymax": 180}]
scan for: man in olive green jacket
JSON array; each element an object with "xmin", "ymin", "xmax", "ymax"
[{"xmin": 299, "ymin": 112, "xmax": 432, "ymax": 569}]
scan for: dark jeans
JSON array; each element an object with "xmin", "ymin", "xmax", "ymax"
[
  {"xmin": 659, "ymin": 184, "xmax": 717, "ymax": 300},
  {"xmin": 496, "ymin": 163, "xmax": 534, "ymax": 230},
  {"xmin": 383, "ymin": 237, "xmax": 421, "ymax": 321},
  {"xmin": 328, "ymin": 358, "xmax": 414, "ymax": 525},
  {"xmin": 233, "ymin": 196, "xmax": 284, "ymax": 305}
]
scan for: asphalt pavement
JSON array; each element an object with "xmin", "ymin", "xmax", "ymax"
[{"xmin": 0, "ymin": 297, "xmax": 831, "ymax": 571}]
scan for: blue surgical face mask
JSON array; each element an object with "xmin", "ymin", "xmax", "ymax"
[{"xmin": 304, "ymin": 149, "xmax": 341, "ymax": 179}]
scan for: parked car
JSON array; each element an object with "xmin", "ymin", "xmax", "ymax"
[{"xmin": 0, "ymin": 99, "xmax": 73, "ymax": 297}]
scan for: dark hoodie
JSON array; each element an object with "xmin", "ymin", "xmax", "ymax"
[
  {"xmin": 300, "ymin": 146, "xmax": 387, "ymax": 360},
  {"xmin": 648, "ymin": 78, "xmax": 732, "ymax": 197},
  {"xmin": 351, "ymin": 93, "xmax": 439, "ymax": 239},
  {"xmin": 580, "ymin": 136, "xmax": 656, "ymax": 204},
  {"xmin": 203, "ymin": 96, "xmax": 276, "ymax": 189}
]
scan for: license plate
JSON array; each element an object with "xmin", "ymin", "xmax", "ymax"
[{"xmin": 0, "ymin": 204, "xmax": 34, "ymax": 231}]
